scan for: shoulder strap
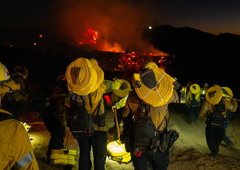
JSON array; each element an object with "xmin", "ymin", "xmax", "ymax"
[
  {"xmin": 157, "ymin": 116, "xmax": 167, "ymax": 132},
  {"xmin": 0, "ymin": 112, "xmax": 15, "ymax": 122},
  {"xmin": 191, "ymin": 93, "xmax": 195, "ymax": 100},
  {"xmin": 139, "ymin": 102, "xmax": 151, "ymax": 118},
  {"xmin": 92, "ymin": 97, "xmax": 103, "ymax": 123},
  {"xmin": 92, "ymin": 97, "xmax": 102, "ymax": 115}
]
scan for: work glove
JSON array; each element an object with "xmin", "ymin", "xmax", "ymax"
[{"xmin": 112, "ymin": 105, "xmax": 116, "ymax": 112}]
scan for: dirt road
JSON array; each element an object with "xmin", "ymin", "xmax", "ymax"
[{"xmin": 19, "ymin": 102, "xmax": 240, "ymax": 170}]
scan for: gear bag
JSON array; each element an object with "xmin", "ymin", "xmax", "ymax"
[
  {"xmin": 123, "ymin": 102, "xmax": 179, "ymax": 154},
  {"xmin": 132, "ymin": 103, "xmax": 163, "ymax": 154},
  {"xmin": 191, "ymin": 93, "xmax": 199, "ymax": 107},
  {"xmin": 68, "ymin": 94, "xmax": 103, "ymax": 138},
  {"xmin": 207, "ymin": 100, "xmax": 226, "ymax": 128}
]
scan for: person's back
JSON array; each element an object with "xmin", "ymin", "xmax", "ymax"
[
  {"xmin": 0, "ymin": 62, "xmax": 39, "ymax": 169},
  {"xmin": 122, "ymin": 66, "xmax": 179, "ymax": 170}
]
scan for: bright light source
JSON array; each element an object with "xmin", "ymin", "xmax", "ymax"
[
  {"xmin": 34, "ymin": 43, "xmax": 37, "ymax": 45},
  {"xmin": 149, "ymin": 26, "xmax": 152, "ymax": 29}
]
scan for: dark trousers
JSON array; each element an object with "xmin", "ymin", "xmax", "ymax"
[
  {"xmin": 41, "ymin": 114, "xmax": 64, "ymax": 159},
  {"xmin": 77, "ymin": 131, "xmax": 107, "ymax": 170},
  {"xmin": 189, "ymin": 106, "xmax": 200, "ymax": 124},
  {"xmin": 206, "ymin": 125, "xmax": 225, "ymax": 156},
  {"xmin": 132, "ymin": 150, "xmax": 169, "ymax": 170},
  {"xmin": 113, "ymin": 108, "xmax": 124, "ymax": 140}
]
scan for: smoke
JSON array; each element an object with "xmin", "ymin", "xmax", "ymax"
[{"xmin": 50, "ymin": 0, "xmax": 163, "ymax": 53}]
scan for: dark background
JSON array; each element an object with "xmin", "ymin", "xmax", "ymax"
[{"xmin": 1, "ymin": 24, "xmax": 240, "ymax": 98}]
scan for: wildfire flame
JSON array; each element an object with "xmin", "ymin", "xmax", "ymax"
[
  {"xmin": 75, "ymin": 28, "xmax": 172, "ymax": 71},
  {"xmin": 79, "ymin": 27, "xmax": 98, "ymax": 45}
]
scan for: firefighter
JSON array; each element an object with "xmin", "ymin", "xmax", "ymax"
[
  {"xmin": 121, "ymin": 66, "xmax": 178, "ymax": 170},
  {"xmin": 33, "ymin": 75, "xmax": 71, "ymax": 169},
  {"xmin": 199, "ymin": 85, "xmax": 238, "ymax": 159},
  {"xmin": 1, "ymin": 65, "xmax": 29, "ymax": 121},
  {"xmin": 65, "ymin": 58, "xmax": 121, "ymax": 170},
  {"xmin": 0, "ymin": 62, "xmax": 39, "ymax": 169},
  {"xmin": 186, "ymin": 83, "xmax": 201, "ymax": 125},
  {"xmin": 221, "ymin": 87, "xmax": 238, "ymax": 149},
  {"xmin": 107, "ymin": 79, "xmax": 132, "ymax": 140},
  {"xmin": 11, "ymin": 65, "xmax": 29, "ymax": 102},
  {"xmin": 139, "ymin": 61, "xmax": 181, "ymax": 121}
]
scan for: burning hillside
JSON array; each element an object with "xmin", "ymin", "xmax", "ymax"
[{"xmin": 50, "ymin": 0, "xmax": 168, "ymax": 54}]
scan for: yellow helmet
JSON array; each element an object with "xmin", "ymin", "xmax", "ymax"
[
  {"xmin": 221, "ymin": 87, "xmax": 233, "ymax": 100},
  {"xmin": 0, "ymin": 62, "xmax": 20, "ymax": 94},
  {"xmin": 141, "ymin": 61, "xmax": 158, "ymax": 71},
  {"xmin": 0, "ymin": 62, "xmax": 11, "ymax": 83}
]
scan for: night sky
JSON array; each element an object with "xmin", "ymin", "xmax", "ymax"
[{"xmin": 1, "ymin": 0, "xmax": 240, "ymax": 35}]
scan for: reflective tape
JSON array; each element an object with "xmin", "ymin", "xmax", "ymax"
[
  {"xmin": 229, "ymin": 106, "xmax": 233, "ymax": 110},
  {"xmin": 17, "ymin": 152, "xmax": 33, "ymax": 168},
  {"xmin": 204, "ymin": 106, "xmax": 209, "ymax": 110}
]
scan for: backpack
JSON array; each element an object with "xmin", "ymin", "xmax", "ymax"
[
  {"xmin": 122, "ymin": 102, "xmax": 179, "ymax": 155},
  {"xmin": 68, "ymin": 94, "xmax": 102, "ymax": 139},
  {"xmin": 207, "ymin": 100, "xmax": 226, "ymax": 128},
  {"xmin": 191, "ymin": 93, "xmax": 199, "ymax": 107},
  {"xmin": 132, "ymin": 103, "xmax": 161, "ymax": 153}
]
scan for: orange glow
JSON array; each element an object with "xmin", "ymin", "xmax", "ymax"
[
  {"xmin": 113, "ymin": 52, "xmax": 171, "ymax": 72},
  {"xmin": 39, "ymin": 34, "xmax": 43, "ymax": 38},
  {"xmin": 34, "ymin": 43, "xmax": 37, "ymax": 45},
  {"xmin": 82, "ymin": 27, "xmax": 98, "ymax": 44}
]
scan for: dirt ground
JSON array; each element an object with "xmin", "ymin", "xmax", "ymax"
[{"xmin": 18, "ymin": 101, "xmax": 240, "ymax": 170}]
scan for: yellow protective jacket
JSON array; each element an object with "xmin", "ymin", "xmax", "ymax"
[
  {"xmin": 199, "ymin": 98, "xmax": 238, "ymax": 120},
  {"xmin": 123, "ymin": 89, "xmax": 178, "ymax": 132},
  {"xmin": 0, "ymin": 109, "xmax": 39, "ymax": 170},
  {"xmin": 84, "ymin": 79, "xmax": 121, "ymax": 131},
  {"xmin": 107, "ymin": 92, "xmax": 128, "ymax": 110},
  {"xmin": 186, "ymin": 91, "xmax": 201, "ymax": 105}
]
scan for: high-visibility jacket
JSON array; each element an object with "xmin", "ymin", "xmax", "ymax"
[
  {"xmin": 199, "ymin": 98, "xmax": 238, "ymax": 120},
  {"xmin": 186, "ymin": 91, "xmax": 201, "ymax": 105},
  {"xmin": 123, "ymin": 89, "xmax": 178, "ymax": 132},
  {"xmin": 0, "ymin": 109, "xmax": 39, "ymax": 170},
  {"xmin": 107, "ymin": 92, "xmax": 128, "ymax": 110}
]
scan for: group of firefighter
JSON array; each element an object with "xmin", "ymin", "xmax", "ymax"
[
  {"xmin": 0, "ymin": 58, "xmax": 238, "ymax": 170},
  {"xmin": 183, "ymin": 82, "xmax": 238, "ymax": 159}
]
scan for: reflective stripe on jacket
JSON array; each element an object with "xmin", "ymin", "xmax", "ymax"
[{"xmin": 0, "ymin": 109, "xmax": 39, "ymax": 170}]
